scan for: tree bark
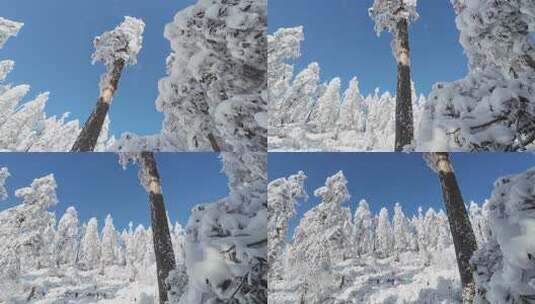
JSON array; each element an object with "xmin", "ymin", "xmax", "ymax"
[
  {"xmin": 394, "ymin": 18, "xmax": 414, "ymax": 152},
  {"xmin": 71, "ymin": 59, "xmax": 125, "ymax": 152},
  {"xmin": 141, "ymin": 152, "xmax": 177, "ymax": 304},
  {"xmin": 430, "ymin": 152, "xmax": 477, "ymax": 303},
  {"xmin": 207, "ymin": 133, "xmax": 221, "ymax": 152}
]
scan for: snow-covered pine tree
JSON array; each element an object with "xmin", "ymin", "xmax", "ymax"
[
  {"xmin": 100, "ymin": 214, "xmax": 118, "ymax": 267},
  {"xmin": 115, "ymin": 0, "xmax": 267, "ymax": 152},
  {"xmin": 392, "ymin": 202, "xmax": 411, "ymax": 256},
  {"xmin": 72, "ymin": 17, "xmax": 145, "ymax": 152},
  {"xmin": 0, "ymin": 167, "xmax": 9, "ymax": 201},
  {"xmin": 79, "ymin": 217, "xmax": 101, "ymax": 270},
  {"xmin": 369, "ymin": 0, "xmax": 419, "ymax": 151},
  {"xmin": 353, "ymin": 199, "xmax": 375, "ymax": 257},
  {"xmin": 313, "ymin": 78, "xmax": 341, "ymax": 133},
  {"xmin": 56, "ymin": 206, "xmax": 79, "ymax": 266},
  {"xmin": 337, "ymin": 77, "xmax": 363, "ymax": 132},
  {"xmin": 471, "ymin": 167, "xmax": 535, "ymax": 303},
  {"xmin": 425, "ymin": 152, "xmax": 478, "ymax": 302},
  {"xmin": 268, "ymin": 26, "xmax": 305, "ymax": 128},
  {"xmin": 376, "ymin": 207, "xmax": 393, "ymax": 258},
  {"xmin": 282, "ymin": 63, "xmax": 321, "ymax": 126},
  {"xmin": 268, "ymin": 171, "xmax": 307, "ymax": 282}
]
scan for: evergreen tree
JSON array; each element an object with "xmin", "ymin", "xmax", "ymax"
[
  {"xmin": 79, "ymin": 217, "xmax": 101, "ymax": 270},
  {"xmin": 56, "ymin": 207, "xmax": 79, "ymax": 266}
]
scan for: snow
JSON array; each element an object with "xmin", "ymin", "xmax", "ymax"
[
  {"xmin": 91, "ymin": 16, "xmax": 145, "ymax": 68},
  {"xmin": 0, "ymin": 167, "xmax": 9, "ymax": 201},
  {"xmin": 0, "ymin": 17, "xmax": 23, "ymax": 48}
]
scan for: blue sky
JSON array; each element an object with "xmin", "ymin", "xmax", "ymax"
[
  {"xmin": 0, "ymin": 153, "xmax": 229, "ymax": 231},
  {"xmin": 269, "ymin": 153, "xmax": 535, "ymax": 237},
  {"xmin": 269, "ymin": 0, "xmax": 467, "ymax": 96},
  {"xmin": 0, "ymin": 0, "xmax": 196, "ymax": 136}
]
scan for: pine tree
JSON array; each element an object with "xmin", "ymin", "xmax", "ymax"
[
  {"xmin": 72, "ymin": 17, "xmax": 145, "ymax": 152},
  {"xmin": 392, "ymin": 202, "xmax": 410, "ymax": 255},
  {"xmin": 369, "ymin": 0, "xmax": 418, "ymax": 151},
  {"xmin": 353, "ymin": 199, "xmax": 374, "ymax": 256},
  {"xmin": 337, "ymin": 77, "xmax": 362, "ymax": 132},
  {"xmin": 100, "ymin": 214, "xmax": 118, "ymax": 267},
  {"xmin": 314, "ymin": 78, "xmax": 341, "ymax": 132},
  {"xmin": 56, "ymin": 207, "xmax": 79, "ymax": 266},
  {"xmin": 376, "ymin": 207, "xmax": 393, "ymax": 258},
  {"xmin": 424, "ymin": 153, "xmax": 478, "ymax": 303},
  {"xmin": 79, "ymin": 217, "xmax": 101, "ymax": 270}
]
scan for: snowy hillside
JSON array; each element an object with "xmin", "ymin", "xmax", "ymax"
[{"xmin": 268, "ymin": 168, "xmax": 535, "ymax": 303}]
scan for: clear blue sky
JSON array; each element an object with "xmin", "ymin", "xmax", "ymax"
[
  {"xmin": 0, "ymin": 0, "xmax": 196, "ymax": 136},
  {"xmin": 269, "ymin": 153, "xmax": 535, "ymax": 237},
  {"xmin": 269, "ymin": 0, "xmax": 468, "ymax": 96},
  {"xmin": 0, "ymin": 153, "xmax": 229, "ymax": 232}
]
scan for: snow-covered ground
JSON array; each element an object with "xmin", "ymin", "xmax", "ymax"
[
  {"xmin": 2, "ymin": 266, "xmax": 157, "ymax": 304},
  {"xmin": 270, "ymin": 249, "xmax": 461, "ymax": 304}
]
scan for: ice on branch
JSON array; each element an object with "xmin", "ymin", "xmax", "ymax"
[
  {"xmin": 91, "ymin": 16, "xmax": 145, "ymax": 68},
  {"xmin": 369, "ymin": 0, "xmax": 419, "ymax": 35},
  {"xmin": 0, "ymin": 17, "xmax": 23, "ymax": 49}
]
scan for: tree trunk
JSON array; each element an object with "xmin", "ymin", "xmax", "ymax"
[
  {"xmin": 141, "ymin": 152, "xmax": 177, "ymax": 304},
  {"xmin": 394, "ymin": 19, "xmax": 414, "ymax": 152},
  {"xmin": 71, "ymin": 59, "xmax": 125, "ymax": 152},
  {"xmin": 431, "ymin": 152, "xmax": 477, "ymax": 303},
  {"xmin": 207, "ymin": 133, "xmax": 221, "ymax": 152}
]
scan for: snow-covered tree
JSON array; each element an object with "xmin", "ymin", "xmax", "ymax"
[
  {"xmin": 369, "ymin": 0, "xmax": 419, "ymax": 151},
  {"xmin": 116, "ymin": 0, "xmax": 267, "ymax": 152},
  {"xmin": 268, "ymin": 171, "xmax": 307, "ymax": 282},
  {"xmin": 337, "ymin": 77, "xmax": 363, "ymax": 132},
  {"xmin": 313, "ymin": 78, "xmax": 341, "ymax": 132},
  {"xmin": 0, "ymin": 167, "xmax": 9, "ymax": 201},
  {"xmin": 290, "ymin": 171, "xmax": 351, "ymax": 302},
  {"xmin": 375, "ymin": 207, "xmax": 393, "ymax": 258},
  {"xmin": 78, "ymin": 217, "xmax": 101, "ymax": 270},
  {"xmin": 100, "ymin": 214, "xmax": 119, "ymax": 267},
  {"xmin": 72, "ymin": 16, "xmax": 145, "ymax": 152},
  {"xmin": 471, "ymin": 167, "xmax": 535, "ymax": 303},
  {"xmin": 392, "ymin": 202, "xmax": 410, "ymax": 255},
  {"xmin": 353, "ymin": 199, "xmax": 374, "ymax": 256},
  {"xmin": 418, "ymin": 0, "xmax": 535, "ymax": 151},
  {"xmin": 0, "ymin": 17, "xmax": 82, "ymax": 152},
  {"xmin": 55, "ymin": 206, "xmax": 79, "ymax": 266},
  {"xmin": 281, "ymin": 63, "xmax": 321, "ymax": 126}
]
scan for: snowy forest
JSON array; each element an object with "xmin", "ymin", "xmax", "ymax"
[
  {"xmin": 268, "ymin": 0, "xmax": 535, "ymax": 152},
  {"xmin": 268, "ymin": 156, "xmax": 535, "ymax": 303},
  {"xmin": 0, "ymin": 0, "xmax": 267, "ymax": 152},
  {"xmin": 0, "ymin": 152, "xmax": 267, "ymax": 303}
]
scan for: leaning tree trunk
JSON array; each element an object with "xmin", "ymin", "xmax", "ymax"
[
  {"xmin": 394, "ymin": 18, "xmax": 414, "ymax": 152},
  {"xmin": 430, "ymin": 152, "xmax": 477, "ymax": 303},
  {"xmin": 141, "ymin": 152, "xmax": 177, "ymax": 304},
  {"xmin": 71, "ymin": 59, "xmax": 125, "ymax": 152}
]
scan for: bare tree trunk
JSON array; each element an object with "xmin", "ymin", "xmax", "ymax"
[
  {"xmin": 429, "ymin": 152, "xmax": 477, "ymax": 303},
  {"xmin": 394, "ymin": 19, "xmax": 414, "ymax": 152},
  {"xmin": 141, "ymin": 152, "xmax": 177, "ymax": 304},
  {"xmin": 71, "ymin": 59, "xmax": 125, "ymax": 152}
]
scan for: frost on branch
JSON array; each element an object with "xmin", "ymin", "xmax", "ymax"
[
  {"xmin": 368, "ymin": 0, "xmax": 419, "ymax": 35},
  {"xmin": 91, "ymin": 16, "xmax": 145, "ymax": 69},
  {"xmin": 0, "ymin": 167, "xmax": 9, "ymax": 201},
  {"xmin": 471, "ymin": 167, "xmax": 535, "ymax": 303},
  {"xmin": 0, "ymin": 17, "xmax": 23, "ymax": 49},
  {"xmin": 418, "ymin": 0, "xmax": 535, "ymax": 151}
]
